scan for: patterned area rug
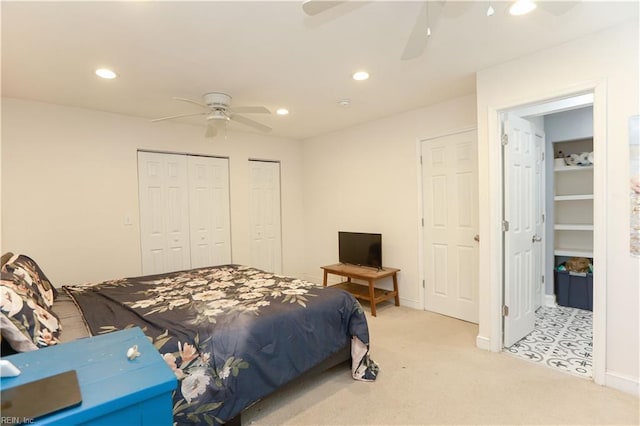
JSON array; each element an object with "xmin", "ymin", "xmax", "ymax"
[{"xmin": 505, "ymin": 305, "xmax": 592, "ymax": 379}]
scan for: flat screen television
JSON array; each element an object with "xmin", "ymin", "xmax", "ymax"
[{"xmin": 338, "ymin": 231, "xmax": 382, "ymax": 269}]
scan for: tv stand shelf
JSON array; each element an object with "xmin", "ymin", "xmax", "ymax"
[{"xmin": 321, "ymin": 263, "xmax": 400, "ymax": 316}]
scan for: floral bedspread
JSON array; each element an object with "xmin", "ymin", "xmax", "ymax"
[{"xmin": 63, "ymin": 265, "xmax": 378, "ymax": 425}]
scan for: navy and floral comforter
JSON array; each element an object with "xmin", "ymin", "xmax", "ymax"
[{"xmin": 63, "ymin": 265, "xmax": 378, "ymax": 425}]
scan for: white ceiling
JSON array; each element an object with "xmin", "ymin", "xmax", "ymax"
[{"xmin": 2, "ymin": 1, "xmax": 637, "ymax": 140}]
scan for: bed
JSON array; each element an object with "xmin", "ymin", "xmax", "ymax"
[{"xmin": 0, "ymin": 253, "xmax": 379, "ymax": 425}]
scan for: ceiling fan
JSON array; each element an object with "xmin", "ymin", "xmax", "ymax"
[
  {"xmin": 152, "ymin": 92, "xmax": 271, "ymax": 138},
  {"xmin": 302, "ymin": 0, "xmax": 444, "ymax": 60},
  {"xmin": 302, "ymin": 0, "xmax": 579, "ymax": 61}
]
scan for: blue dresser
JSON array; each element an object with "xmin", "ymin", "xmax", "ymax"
[{"xmin": 1, "ymin": 327, "xmax": 177, "ymax": 425}]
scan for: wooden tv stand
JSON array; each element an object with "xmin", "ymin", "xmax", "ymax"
[{"xmin": 321, "ymin": 263, "xmax": 400, "ymax": 316}]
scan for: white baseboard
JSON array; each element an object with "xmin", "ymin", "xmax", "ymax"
[
  {"xmin": 544, "ymin": 294, "xmax": 557, "ymax": 307},
  {"xmin": 476, "ymin": 335, "xmax": 491, "ymax": 351},
  {"xmin": 300, "ymin": 273, "xmax": 322, "ymax": 285},
  {"xmin": 399, "ymin": 297, "xmax": 420, "ymax": 310},
  {"xmin": 605, "ymin": 371, "xmax": 640, "ymax": 396}
]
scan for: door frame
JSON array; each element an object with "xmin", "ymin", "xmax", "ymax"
[
  {"xmin": 486, "ymin": 80, "xmax": 606, "ymax": 385},
  {"xmin": 417, "ymin": 126, "xmax": 477, "ymax": 313}
]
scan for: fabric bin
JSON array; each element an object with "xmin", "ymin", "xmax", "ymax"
[{"xmin": 555, "ymin": 270, "xmax": 593, "ymax": 311}]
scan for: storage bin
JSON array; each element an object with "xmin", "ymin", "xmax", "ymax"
[{"xmin": 555, "ymin": 270, "xmax": 593, "ymax": 311}]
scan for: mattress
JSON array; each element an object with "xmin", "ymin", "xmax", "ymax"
[{"xmin": 51, "ymin": 292, "xmax": 90, "ymax": 343}]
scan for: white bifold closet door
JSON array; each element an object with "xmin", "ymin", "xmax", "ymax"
[
  {"xmin": 138, "ymin": 151, "xmax": 231, "ymax": 275},
  {"xmin": 188, "ymin": 155, "xmax": 232, "ymax": 269}
]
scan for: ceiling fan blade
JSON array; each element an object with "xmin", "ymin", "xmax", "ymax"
[
  {"xmin": 401, "ymin": 1, "xmax": 444, "ymax": 61},
  {"xmin": 231, "ymin": 106, "xmax": 271, "ymax": 114},
  {"xmin": 172, "ymin": 97, "xmax": 208, "ymax": 109},
  {"xmin": 231, "ymin": 114, "xmax": 272, "ymax": 133},
  {"xmin": 302, "ymin": 0, "xmax": 345, "ymax": 16},
  {"xmin": 538, "ymin": 1, "xmax": 578, "ymax": 16},
  {"xmin": 205, "ymin": 123, "xmax": 217, "ymax": 138},
  {"xmin": 401, "ymin": 2, "xmax": 429, "ymax": 61},
  {"xmin": 151, "ymin": 112, "xmax": 206, "ymax": 122}
]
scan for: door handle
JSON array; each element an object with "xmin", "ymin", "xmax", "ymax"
[
  {"xmin": 532, "ymin": 235, "xmax": 542, "ymax": 243},
  {"xmin": 474, "ymin": 235, "xmax": 480, "ymax": 242}
]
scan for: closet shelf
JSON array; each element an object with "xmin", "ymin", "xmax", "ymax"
[
  {"xmin": 554, "ymin": 248, "xmax": 593, "ymax": 258},
  {"xmin": 554, "ymin": 194, "xmax": 594, "ymax": 201},
  {"xmin": 554, "ymin": 165, "xmax": 594, "ymax": 172},
  {"xmin": 554, "ymin": 224, "xmax": 594, "ymax": 231}
]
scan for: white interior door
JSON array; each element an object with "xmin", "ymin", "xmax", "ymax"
[
  {"xmin": 422, "ymin": 129, "xmax": 479, "ymax": 323},
  {"xmin": 503, "ymin": 114, "xmax": 540, "ymax": 347},
  {"xmin": 188, "ymin": 156, "xmax": 231, "ymax": 268},
  {"xmin": 533, "ymin": 131, "xmax": 546, "ymax": 308},
  {"xmin": 249, "ymin": 160, "xmax": 282, "ymax": 274},
  {"xmin": 138, "ymin": 151, "xmax": 191, "ymax": 275}
]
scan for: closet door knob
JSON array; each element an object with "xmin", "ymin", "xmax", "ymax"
[{"xmin": 474, "ymin": 235, "xmax": 480, "ymax": 242}]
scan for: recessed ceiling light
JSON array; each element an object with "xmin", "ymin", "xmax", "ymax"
[
  {"xmin": 509, "ymin": 0, "xmax": 537, "ymax": 16},
  {"xmin": 338, "ymin": 99, "xmax": 351, "ymax": 107},
  {"xmin": 276, "ymin": 108, "xmax": 289, "ymax": 116},
  {"xmin": 352, "ymin": 71, "xmax": 369, "ymax": 81},
  {"xmin": 95, "ymin": 68, "xmax": 117, "ymax": 79}
]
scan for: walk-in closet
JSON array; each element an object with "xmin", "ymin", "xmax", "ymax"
[{"xmin": 505, "ymin": 104, "xmax": 594, "ymax": 379}]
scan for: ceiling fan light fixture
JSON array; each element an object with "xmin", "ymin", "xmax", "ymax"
[
  {"xmin": 352, "ymin": 71, "xmax": 370, "ymax": 81},
  {"xmin": 510, "ymin": 0, "xmax": 537, "ymax": 16},
  {"xmin": 95, "ymin": 68, "xmax": 117, "ymax": 79},
  {"xmin": 206, "ymin": 111, "xmax": 230, "ymax": 121}
]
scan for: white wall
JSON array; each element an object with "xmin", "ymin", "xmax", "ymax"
[
  {"xmin": 1, "ymin": 98, "xmax": 306, "ymax": 285},
  {"xmin": 301, "ymin": 94, "xmax": 477, "ymax": 308},
  {"xmin": 476, "ymin": 21, "xmax": 639, "ymax": 393},
  {"xmin": 544, "ymin": 106, "xmax": 594, "ymax": 144},
  {"xmin": 0, "ymin": 101, "xmax": 3, "ymax": 252}
]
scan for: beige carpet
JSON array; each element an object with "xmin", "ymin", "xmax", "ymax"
[{"xmin": 243, "ymin": 304, "xmax": 639, "ymax": 425}]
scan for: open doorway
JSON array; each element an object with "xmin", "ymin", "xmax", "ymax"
[{"xmin": 501, "ymin": 94, "xmax": 595, "ymax": 379}]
